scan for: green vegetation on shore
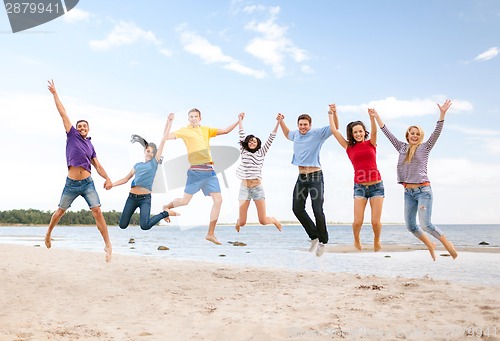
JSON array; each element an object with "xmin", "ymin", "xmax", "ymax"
[
  {"xmin": 0, "ymin": 209, "xmax": 405, "ymax": 226},
  {"xmin": 0, "ymin": 209, "xmax": 140, "ymax": 226}
]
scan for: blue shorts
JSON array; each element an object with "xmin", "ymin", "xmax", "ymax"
[
  {"xmin": 238, "ymin": 184, "xmax": 265, "ymax": 201},
  {"xmin": 353, "ymin": 181, "xmax": 385, "ymax": 199},
  {"xmin": 58, "ymin": 176, "xmax": 101, "ymax": 210},
  {"xmin": 185, "ymin": 169, "xmax": 221, "ymax": 196}
]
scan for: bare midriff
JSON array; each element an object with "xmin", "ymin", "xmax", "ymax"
[
  {"xmin": 241, "ymin": 179, "xmax": 261, "ymax": 188},
  {"xmin": 403, "ymin": 181, "xmax": 430, "ymax": 189},
  {"xmin": 68, "ymin": 166, "xmax": 91, "ymax": 180},
  {"xmin": 130, "ymin": 186, "xmax": 151, "ymax": 194},
  {"xmin": 298, "ymin": 166, "xmax": 321, "ymax": 174},
  {"xmin": 358, "ymin": 180, "xmax": 382, "ymax": 186}
]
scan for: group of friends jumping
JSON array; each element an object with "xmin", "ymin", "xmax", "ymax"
[{"xmin": 44, "ymin": 79, "xmax": 458, "ymax": 263}]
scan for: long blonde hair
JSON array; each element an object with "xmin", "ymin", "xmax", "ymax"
[{"xmin": 405, "ymin": 125, "xmax": 424, "ymax": 163}]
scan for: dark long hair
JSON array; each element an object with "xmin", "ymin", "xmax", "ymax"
[
  {"xmin": 131, "ymin": 134, "xmax": 162, "ymax": 163},
  {"xmin": 346, "ymin": 121, "xmax": 369, "ymax": 147},
  {"xmin": 239, "ymin": 134, "xmax": 262, "ymax": 153}
]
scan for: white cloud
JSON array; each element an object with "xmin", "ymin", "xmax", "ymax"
[
  {"xmin": 89, "ymin": 21, "xmax": 162, "ymax": 50},
  {"xmin": 178, "ymin": 28, "xmax": 266, "ymax": 79},
  {"xmin": 474, "ymin": 47, "xmax": 499, "ymax": 61},
  {"xmin": 63, "ymin": 8, "xmax": 90, "ymax": 23},
  {"xmin": 224, "ymin": 62, "xmax": 266, "ymax": 78},
  {"xmin": 484, "ymin": 139, "xmax": 500, "ymax": 153},
  {"xmin": 159, "ymin": 48, "xmax": 173, "ymax": 57},
  {"xmin": 179, "ymin": 31, "xmax": 233, "ymax": 64},
  {"xmin": 242, "ymin": 5, "xmax": 267, "ymax": 14},
  {"xmin": 244, "ymin": 6, "xmax": 308, "ymax": 77},
  {"xmin": 339, "ymin": 97, "xmax": 473, "ymax": 119}
]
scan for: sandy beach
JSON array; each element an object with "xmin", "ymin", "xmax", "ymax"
[{"xmin": 0, "ymin": 243, "xmax": 498, "ymax": 341}]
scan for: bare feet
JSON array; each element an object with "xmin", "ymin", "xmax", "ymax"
[
  {"xmin": 45, "ymin": 234, "xmax": 52, "ymax": 249},
  {"xmin": 272, "ymin": 218, "xmax": 282, "ymax": 232},
  {"xmin": 163, "ymin": 206, "xmax": 180, "ymax": 223},
  {"xmin": 105, "ymin": 246, "xmax": 112, "ymax": 263},
  {"xmin": 235, "ymin": 222, "xmax": 241, "ymax": 233},
  {"xmin": 374, "ymin": 240, "xmax": 382, "ymax": 252},
  {"xmin": 206, "ymin": 235, "xmax": 222, "ymax": 245},
  {"xmin": 427, "ymin": 242, "xmax": 437, "ymax": 261},
  {"xmin": 448, "ymin": 247, "xmax": 458, "ymax": 259},
  {"xmin": 440, "ymin": 237, "xmax": 458, "ymax": 259},
  {"xmin": 354, "ymin": 239, "xmax": 362, "ymax": 251}
]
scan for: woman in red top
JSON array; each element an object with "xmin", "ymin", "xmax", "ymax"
[{"xmin": 328, "ymin": 104, "xmax": 384, "ymax": 251}]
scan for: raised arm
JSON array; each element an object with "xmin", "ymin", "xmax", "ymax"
[
  {"xmin": 272, "ymin": 116, "xmax": 279, "ymax": 134},
  {"xmin": 328, "ymin": 104, "xmax": 348, "ymax": 149},
  {"xmin": 437, "ymin": 99, "xmax": 452, "ymax": 121},
  {"xmin": 370, "ymin": 109, "xmax": 405, "ymax": 151},
  {"xmin": 370, "ymin": 108, "xmax": 385, "ymax": 129},
  {"xmin": 238, "ymin": 112, "xmax": 246, "ymax": 142},
  {"xmin": 368, "ymin": 108, "xmax": 378, "ymax": 147},
  {"xmin": 48, "ymin": 79, "xmax": 72, "ymax": 133},
  {"xmin": 217, "ymin": 113, "xmax": 243, "ymax": 135},
  {"xmin": 424, "ymin": 100, "xmax": 451, "ymax": 149},
  {"xmin": 256, "ymin": 117, "xmax": 280, "ymax": 156},
  {"xmin": 156, "ymin": 113, "xmax": 175, "ymax": 161},
  {"xmin": 277, "ymin": 113, "xmax": 290, "ymax": 140},
  {"xmin": 238, "ymin": 112, "xmax": 245, "ymax": 130},
  {"xmin": 91, "ymin": 158, "xmax": 113, "ymax": 190},
  {"xmin": 110, "ymin": 169, "xmax": 135, "ymax": 189}
]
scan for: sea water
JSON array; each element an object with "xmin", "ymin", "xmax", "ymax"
[{"xmin": 0, "ymin": 224, "xmax": 499, "ymax": 285}]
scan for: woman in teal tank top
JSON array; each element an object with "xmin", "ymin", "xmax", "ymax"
[{"xmin": 110, "ymin": 113, "xmax": 179, "ymax": 230}]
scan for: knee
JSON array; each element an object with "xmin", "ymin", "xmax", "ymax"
[
  {"xmin": 352, "ymin": 220, "xmax": 363, "ymax": 229},
  {"xmin": 90, "ymin": 207, "xmax": 105, "ymax": 223},
  {"xmin": 371, "ymin": 220, "xmax": 382, "ymax": 229},
  {"xmin": 405, "ymin": 223, "xmax": 418, "ymax": 234},
  {"xmin": 213, "ymin": 196, "xmax": 223, "ymax": 206},
  {"xmin": 312, "ymin": 206, "xmax": 324, "ymax": 217},
  {"xmin": 53, "ymin": 208, "xmax": 65, "ymax": 219}
]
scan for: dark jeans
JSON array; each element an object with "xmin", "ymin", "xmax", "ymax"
[
  {"xmin": 119, "ymin": 193, "xmax": 169, "ymax": 230},
  {"xmin": 292, "ymin": 170, "xmax": 329, "ymax": 244}
]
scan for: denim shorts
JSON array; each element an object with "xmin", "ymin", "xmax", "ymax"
[
  {"xmin": 185, "ymin": 169, "xmax": 221, "ymax": 196},
  {"xmin": 58, "ymin": 176, "xmax": 101, "ymax": 210},
  {"xmin": 238, "ymin": 184, "xmax": 265, "ymax": 201},
  {"xmin": 353, "ymin": 181, "xmax": 385, "ymax": 199}
]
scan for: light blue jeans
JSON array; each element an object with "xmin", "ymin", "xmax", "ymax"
[{"xmin": 404, "ymin": 186, "xmax": 443, "ymax": 239}]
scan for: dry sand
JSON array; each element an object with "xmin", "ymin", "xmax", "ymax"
[{"xmin": 0, "ymin": 243, "xmax": 498, "ymax": 341}]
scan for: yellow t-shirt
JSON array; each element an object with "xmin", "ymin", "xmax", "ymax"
[{"xmin": 174, "ymin": 126, "xmax": 218, "ymax": 165}]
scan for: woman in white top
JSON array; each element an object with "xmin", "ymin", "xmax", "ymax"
[{"xmin": 235, "ymin": 113, "xmax": 282, "ymax": 232}]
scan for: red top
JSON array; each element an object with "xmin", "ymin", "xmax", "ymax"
[{"xmin": 346, "ymin": 140, "xmax": 381, "ymax": 184}]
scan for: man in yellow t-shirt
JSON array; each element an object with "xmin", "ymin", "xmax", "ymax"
[{"xmin": 165, "ymin": 108, "xmax": 240, "ymax": 245}]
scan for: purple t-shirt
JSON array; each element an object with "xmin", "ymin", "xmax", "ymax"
[{"xmin": 66, "ymin": 126, "xmax": 96, "ymax": 172}]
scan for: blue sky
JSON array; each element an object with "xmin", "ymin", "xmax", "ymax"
[{"xmin": 1, "ymin": 0, "xmax": 499, "ymax": 226}]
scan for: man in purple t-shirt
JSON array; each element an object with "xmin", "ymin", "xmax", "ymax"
[{"xmin": 45, "ymin": 80, "xmax": 113, "ymax": 262}]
